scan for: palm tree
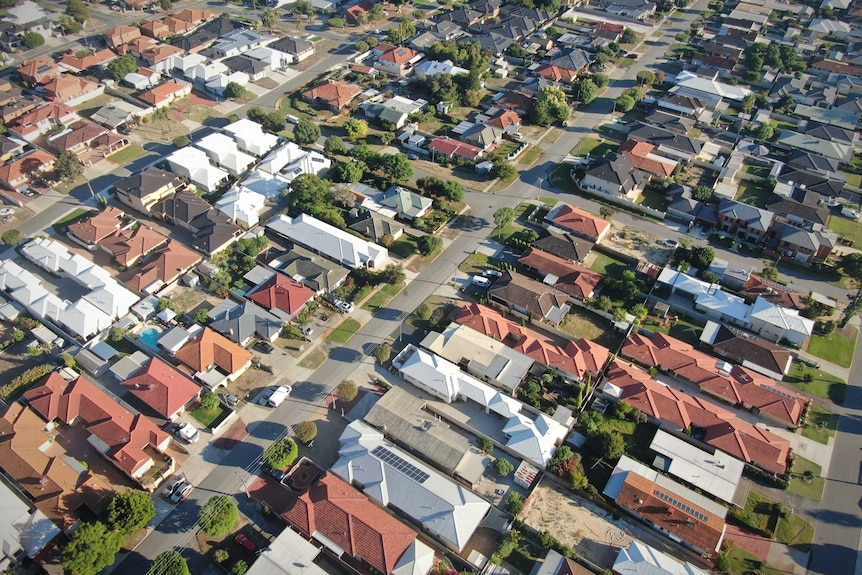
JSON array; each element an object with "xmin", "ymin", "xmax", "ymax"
[{"xmin": 151, "ymin": 106, "xmax": 171, "ymax": 136}]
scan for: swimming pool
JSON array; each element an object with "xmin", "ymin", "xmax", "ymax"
[{"xmin": 140, "ymin": 327, "xmax": 161, "ymax": 349}]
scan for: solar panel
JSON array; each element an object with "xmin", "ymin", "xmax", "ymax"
[
  {"xmin": 371, "ymin": 445, "xmax": 430, "ymax": 483},
  {"xmin": 654, "ymin": 489, "xmax": 709, "ymax": 522}
]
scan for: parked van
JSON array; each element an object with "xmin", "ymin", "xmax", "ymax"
[{"xmin": 286, "ymin": 115, "xmax": 300, "ymax": 124}]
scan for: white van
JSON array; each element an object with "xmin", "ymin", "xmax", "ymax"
[
  {"xmin": 471, "ymin": 275, "xmax": 491, "ymax": 288},
  {"xmin": 286, "ymin": 115, "xmax": 300, "ymax": 124}
]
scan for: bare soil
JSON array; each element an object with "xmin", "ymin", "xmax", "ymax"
[{"xmin": 605, "ymin": 224, "xmax": 673, "ymax": 266}]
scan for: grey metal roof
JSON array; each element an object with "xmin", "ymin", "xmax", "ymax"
[{"xmin": 209, "ymin": 300, "xmax": 283, "ymax": 343}]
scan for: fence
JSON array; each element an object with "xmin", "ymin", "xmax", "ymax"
[{"xmin": 573, "ymin": 174, "xmax": 667, "ymax": 220}]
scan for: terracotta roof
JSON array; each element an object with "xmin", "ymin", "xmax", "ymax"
[
  {"xmin": 105, "ymin": 25, "xmax": 141, "ymax": 47},
  {"xmin": 250, "ymin": 471, "xmax": 418, "ymax": 574},
  {"xmin": 549, "ymin": 204, "xmax": 610, "ymax": 241},
  {"xmin": 618, "ymin": 139, "xmax": 676, "ymax": 177},
  {"xmin": 48, "ymin": 119, "xmax": 108, "ymax": 152},
  {"xmin": 456, "ymin": 302, "xmax": 609, "ymax": 379},
  {"xmin": 739, "ymin": 275, "xmax": 806, "ymax": 310},
  {"xmin": 173, "ymin": 8, "xmax": 216, "ymax": 23},
  {"xmin": 486, "ymin": 109, "xmax": 522, "ymax": 130},
  {"xmin": 616, "ymin": 471, "xmax": 726, "ymax": 553},
  {"xmin": 68, "ymin": 206, "xmax": 124, "ymax": 245},
  {"xmin": 43, "ymin": 75, "xmax": 101, "ymax": 104},
  {"xmin": 535, "ymin": 64, "xmax": 578, "ymax": 83},
  {"xmin": 17, "ymin": 56, "xmax": 61, "ymax": 84},
  {"xmin": 605, "ymin": 362, "xmax": 790, "ymax": 473},
  {"xmin": 10, "ymin": 101, "xmax": 78, "ymax": 137},
  {"xmin": 175, "ymin": 327, "xmax": 253, "ymax": 375},
  {"xmin": 99, "ymin": 224, "xmax": 167, "ymax": 266},
  {"xmin": 122, "ymin": 356, "xmax": 201, "ymax": 419},
  {"xmin": 302, "ymin": 80, "xmax": 362, "ymax": 109},
  {"xmin": 143, "ymin": 44, "xmax": 183, "ymax": 64},
  {"xmin": 59, "ymin": 48, "xmax": 117, "ymax": 71},
  {"xmin": 0, "ymin": 150, "xmax": 56, "ymax": 189},
  {"xmin": 127, "ymin": 239, "xmax": 201, "ymax": 292},
  {"xmin": 621, "ymin": 332, "xmax": 804, "ymax": 426},
  {"xmin": 428, "ymin": 136, "xmax": 484, "ymax": 160},
  {"xmin": 24, "ymin": 373, "xmax": 170, "ymax": 476},
  {"xmin": 379, "ymin": 46, "xmax": 420, "ymax": 65},
  {"xmin": 518, "ymin": 248, "xmax": 602, "ymax": 299},
  {"xmin": 139, "ymin": 79, "xmax": 188, "ymax": 106},
  {"xmin": 248, "ymin": 273, "xmax": 315, "ymax": 315}
]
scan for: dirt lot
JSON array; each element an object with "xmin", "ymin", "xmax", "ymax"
[{"xmin": 605, "ymin": 224, "xmax": 673, "ymax": 266}]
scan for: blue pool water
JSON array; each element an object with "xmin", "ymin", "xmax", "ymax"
[{"xmin": 140, "ymin": 328, "xmax": 161, "ymax": 349}]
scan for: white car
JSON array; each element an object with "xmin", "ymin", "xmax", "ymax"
[
  {"xmin": 820, "ymin": 198, "xmax": 841, "ymax": 208},
  {"xmin": 0, "ymin": 208, "xmax": 15, "ymax": 216},
  {"xmin": 657, "ymin": 239, "xmax": 680, "ymax": 249},
  {"xmin": 471, "ymin": 275, "xmax": 491, "ymax": 288},
  {"xmin": 483, "ymin": 269, "xmax": 503, "ymax": 278},
  {"xmin": 170, "ymin": 481, "xmax": 193, "ymax": 503},
  {"xmin": 163, "ymin": 475, "xmax": 186, "ymax": 499},
  {"xmin": 335, "ymin": 300, "xmax": 354, "ymax": 313},
  {"xmin": 266, "ymin": 385, "xmax": 292, "ymax": 407},
  {"xmin": 841, "ymin": 207, "xmax": 860, "ymax": 220},
  {"xmin": 172, "ymin": 422, "xmax": 199, "ymax": 444}
]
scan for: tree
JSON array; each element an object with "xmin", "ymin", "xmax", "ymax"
[
  {"xmin": 692, "ymin": 185, "xmax": 713, "ymax": 202},
  {"xmin": 592, "ymin": 73, "xmax": 609, "ymax": 88},
  {"xmin": 107, "ymin": 489, "xmax": 155, "ymax": 535},
  {"xmin": 690, "ymin": 246, "xmax": 715, "ymax": 270},
  {"xmin": 328, "ymin": 17, "xmax": 346, "ymax": 28},
  {"xmin": 200, "ymin": 391, "xmax": 220, "ymax": 411},
  {"xmin": 61, "ymin": 522, "xmax": 123, "ymax": 575},
  {"xmin": 293, "ymin": 118, "xmax": 321, "ymax": 145},
  {"xmin": 843, "ymin": 253, "xmax": 862, "ymax": 281},
  {"xmin": 147, "ymin": 551, "xmax": 189, "ymax": 575},
  {"xmin": 380, "ymin": 153, "xmax": 413, "ymax": 182},
  {"xmin": 344, "ymin": 118, "xmax": 368, "ymax": 140},
  {"xmin": 296, "ymin": 421, "xmax": 318, "ymax": 443},
  {"xmin": 262, "ymin": 437, "xmax": 298, "ymax": 468},
  {"xmin": 492, "ymin": 161, "xmax": 518, "ymax": 180},
  {"xmin": 596, "ymin": 430, "xmax": 626, "ymax": 460},
  {"xmin": 224, "ymin": 82, "xmax": 247, "ymax": 100},
  {"xmin": 337, "ymin": 380, "xmax": 358, "ymax": 402},
  {"xmin": 2, "ymin": 229, "xmax": 21, "ymax": 245},
  {"xmin": 198, "ymin": 496, "xmax": 239, "ymax": 537},
  {"xmin": 66, "ymin": 0, "xmax": 89, "ymax": 23},
  {"xmin": 599, "ymin": 206, "xmax": 615, "ymax": 220},
  {"xmin": 621, "ymin": 28, "xmax": 637, "ymax": 43},
  {"xmin": 22, "ymin": 31, "xmax": 44, "ymax": 49},
  {"xmin": 193, "ymin": 308, "xmax": 209, "ymax": 324},
  {"xmin": 332, "ymin": 161, "xmax": 364, "ymax": 183},
  {"xmin": 442, "ymin": 180, "xmax": 465, "ymax": 202},
  {"xmin": 231, "ymin": 561, "xmax": 249, "ymax": 575},
  {"xmin": 752, "ymin": 123, "xmax": 774, "ymax": 141},
  {"xmin": 478, "ymin": 436, "xmax": 494, "ymax": 454},
  {"xmin": 374, "ymin": 342, "xmax": 392, "ymax": 364},
  {"xmin": 596, "ymin": 295, "xmax": 613, "ymax": 311},
  {"xmin": 380, "ymin": 263, "xmax": 405, "ymax": 285},
  {"xmin": 261, "ymin": 9, "xmax": 279, "ymax": 30},
  {"xmin": 715, "ymin": 553, "xmax": 731, "ymax": 574},
  {"xmin": 624, "ymin": 86, "xmax": 645, "ymax": 102},
  {"xmin": 417, "ymin": 234, "xmax": 442, "ymax": 256},
  {"xmin": 59, "ymin": 15, "xmax": 84, "ymax": 34},
  {"xmin": 493, "ymin": 207, "xmax": 515, "ymax": 238},
  {"xmin": 532, "ymin": 85, "xmax": 572, "ymax": 125},
  {"xmin": 505, "ymin": 492, "xmax": 524, "ymax": 515},
  {"xmin": 173, "ymin": 135, "xmax": 190, "ymax": 148},
  {"xmin": 107, "ymin": 54, "xmax": 138, "ymax": 82},
  {"xmin": 629, "ymin": 303, "xmax": 648, "ymax": 324},
  {"xmin": 55, "ymin": 150, "xmax": 82, "ymax": 183},
  {"xmin": 741, "ymin": 93, "xmax": 757, "ymax": 115},
  {"xmin": 636, "ymin": 70, "xmax": 656, "ymax": 85},
  {"xmin": 159, "ymin": 0, "xmax": 173, "ymax": 10},
  {"xmin": 494, "ymin": 458, "xmax": 514, "ymax": 476},
  {"xmin": 615, "ymin": 94, "xmax": 635, "ymax": 113},
  {"xmin": 324, "ymin": 136, "xmax": 347, "ymax": 155}
]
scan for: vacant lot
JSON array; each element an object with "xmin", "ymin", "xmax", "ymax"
[{"xmin": 558, "ymin": 308, "xmax": 608, "ymax": 342}]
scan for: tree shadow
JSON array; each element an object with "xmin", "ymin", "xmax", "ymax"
[{"xmin": 327, "ymin": 346, "xmax": 363, "ymax": 363}]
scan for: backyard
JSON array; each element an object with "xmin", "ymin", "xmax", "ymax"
[
  {"xmin": 586, "ymin": 251, "xmax": 629, "ymax": 278},
  {"xmin": 735, "ymin": 180, "xmax": 773, "ymax": 209},
  {"xmin": 828, "ymin": 215, "xmax": 862, "ymax": 246},
  {"xmin": 648, "ymin": 315, "xmax": 704, "ymax": 345},
  {"xmin": 806, "ymin": 326, "xmax": 857, "ymax": 368},
  {"xmin": 558, "ymin": 307, "xmax": 622, "ymax": 350}
]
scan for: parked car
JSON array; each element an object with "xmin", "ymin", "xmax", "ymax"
[
  {"xmin": 286, "ymin": 115, "xmax": 300, "ymax": 124},
  {"xmin": 406, "ymin": 153, "xmax": 419, "ymax": 160},
  {"xmin": 820, "ymin": 198, "xmax": 841, "ymax": 208},
  {"xmin": 483, "ymin": 269, "xmax": 503, "ymax": 278},
  {"xmin": 163, "ymin": 475, "xmax": 186, "ymax": 499},
  {"xmin": 266, "ymin": 385, "xmax": 292, "ymax": 407},
  {"xmin": 235, "ymin": 534, "xmax": 259, "ymax": 553},
  {"xmin": 261, "ymin": 462, "xmax": 288, "ymax": 481},
  {"xmin": 222, "ymin": 393, "xmax": 239, "ymax": 407},
  {"xmin": 254, "ymin": 341, "xmax": 275, "ymax": 354},
  {"xmin": 335, "ymin": 300, "xmax": 355, "ymax": 313},
  {"xmin": 841, "ymin": 207, "xmax": 860, "ymax": 219},
  {"xmin": 170, "ymin": 481, "xmax": 193, "ymax": 503},
  {"xmin": 300, "ymin": 325, "xmax": 314, "ymax": 337},
  {"xmin": 656, "ymin": 239, "xmax": 680, "ymax": 249},
  {"xmin": 171, "ymin": 422, "xmax": 199, "ymax": 444},
  {"xmin": 471, "ymin": 275, "xmax": 491, "ymax": 288}
]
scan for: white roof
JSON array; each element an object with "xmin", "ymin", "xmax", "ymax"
[
  {"xmin": 750, "ymin": 296, "xmax": 814, "ymax": 336},
  {"xmin": 502, "ymin": 411, "xmax": 568, "ymax": 467},
  {"xmin": 246, "ymin": 527, "xmax": 329, "ymax": 575},
  {"xmin": 238, "ymin": 169, "xmax": 290, "ymax": 199},
  {"xmin": 172, "ymin": 52, "xmax": 208, "ymax": 73},
  {"xmin": 266, "ymin": 213, "xmax": 388, "ymax": 269},
  {"xmin": 649, "ymin": 430, "xmax": 743, "ymax": 504},
  {"xmin": 206, "ymin": 71, "xmax": 250, "ymax": 94},
  {"xmin": 188, "ymin": 61, "xmax": 228, "ymax": 81},
  {"xmin": 166, "ymin": 146, "xmax": 230, "ymax": 192},
  {"xmin": 258, "ymin": 141, "xmax": 307, "ymax": 174},
  {"xmin": 215, "ymin": 188, "xmax": 266, "ymax": 227},
  {"xmin": 414, "ymin": 59, "xmax": 469, "ymax": 77},
  {"xmin": 614, "ymin": 541, "xmax": 711, "ymax": 575},
  {"xmin": 332, "ymin": 421, "xmax": 490, "ymax": 552},
  {"xmin": 0, "ymin": 479, "xmax": 60, "ymax": 559},
  {"xmin": 658, "ymin": 268, "xmax": 751, "ymax": 324},
  {"xmin": 673, "ymin": 71, "xmax": 752, "ymax": 101},
  {"xmin": 281, "ymin": 151, "xmax": 332, "ymax": 182},
  {"xmin": 808, "ymin": 18, "xmax": 851, "ymax": 34},
  {"xmin": 224, "ymin": 119, "xmax": 279, "ymax": 156},
  {"xmin": 391, "ymin": 540, "xmax": 436, "ymax": 575},
  {"xmin": 195, "ymin": 132, "xmax": 256, "ymax": 173}
]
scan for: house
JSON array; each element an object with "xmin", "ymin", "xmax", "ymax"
[
  {"xmin": 245, "ymin": 529, "xmax": 342, "ymax": 575},
  {"xmin": 267, "ymin": 213, "xmax": 389, "ymax": 269},
  {"xmin": 208, "ymin": 299, "xmax": 283, "ymax": 345},
  {"xmin": 518, "ymin": 248, "xmax": 602, "ymax": 300},
  {"xmin": 58, "ymin": 48, "xmax": 118, "ymax": 73},
  {"xmin": 266, "ymin": 244, "xmax": 350, "ymax": 295},
  {"xmin": 362, "ymin": 96, "xmax": 426, "ymax": 130},
  {"xmin": 768, "ymin": 223, "xmax": 836, "ymax": 266},
  {"xmin": 534, "ymin": 64, "xmax": 579, "ymax": 83},
  {"xmin": 621, "ymin": 331, "xmax": 805, "ymax": 427},
  {"xmin": 603, "ymin": 0, "xmax": 656, "ymax": 20},
  {"xmin": 223, "ymin": 119, "xmax": 279, "ymax": 157},
  {"xmin": 489, "ymin": 271, "xmax": 571, "ymax": 324},
  {"xmin": 422, "ymin": 322, "xmax": 534, "ymax": 392},
  {"xmin": 533, "ymin": 551, "xmax": 594, "ymax": 575},
  {"xmin": 456, "ymin": 123, "xmax": 503, "ymax": 151},
  {"xmin": 195, "ymin": 132, "xmax": 256, "ymax": 176},
  {"xmin": 808, "ymin": 18, "xmax": 850, "ymax": 38},
  {"xmin": 126, "ymin": 239, "xmax": 202, "ymax": 294},
  {"xmin": 0, "ymin": 467, "xmax": 61, "ymax": 561},
  {"xmin": 247, "ymin": 273, "xmax": 316, "ymax": 321},
  {"xmin": 258, "ymin": 142, "xmax": 332, "ymax": 180},
  {"xmin": 786, "ymin": 149, "xmax": 840, "ymax": 175},
  {"xmin": 413, "ymin": 59, "xmax": 469, "ymax": 79},
  {"xmin": 486, "ymin": 109, "xmax": 522, "ymax": 132},
  {"xmin": 123, "ymin": 67, "xmax": 161, "ymax": 90},
  {"xmin": 601, "ymin": 361, "xmax": 790, "ymax": 474},
  {"xmin": 378, "ymin": 186, "xmax": 432, "ymax": 221},
  {"xmin": 43, "ymin": 75, "xmax": 104, "ymax": 107},
  {"xmin": 268, "ymin": 36, "xmax": 314, "ymax": 63},
  {"xmin": 617, "ymin": 140, "xmax": 677, "ymax": 178},
  {"xmin": 248, "ymin": 462, "xmax": 434, "ymax": 575},
  {"xmin": 332, "ymin": 421, "xmax": 491, "ymax": 552},
  {"xmin": 739, "ymin": 274, "xmax": 807, "ymax": 310},
  {"xmin": 748, "ymin": 296, "xmax": 814, "ymax": 345},
  {"xmin": 457, "ymin": 302, "xmax": 609, "ymax": 382},
  {"xmin": 154, "ymin": 190, "xmax": 239, "ymax": 255},
  {"xmin": 17, "ymin": 56, "xmax": 61, "ymax": 85},
  {"xmin": 347, "ymin": 209, "xmax": 403, "ymax": 244},
  {"xmin": 604, "ymin": 456, "xmax": 726, "ymax": 554},
  {"xmin": 138, "ymin": 79, "xmax": 192, "ymax": 109},
  {"xmin": 344, "ymin": 0, "xmax": 373, "ymax": 25},
  {"xmin": 175, "ymin": 327, "xmax": 253, "ymax": 387},
  {"xmin": 767, "ymin": 191, "xmax": 830, "ymax": 232},
  {"xmin": 212, "ymin": 29, "xmax": 274, "ymax": 58},
  {"xmin": 546, "ymin": 49, "xmax": 591, "ymax": 75},
  {"xmin": 700, "ymin": 321, "xmax": 793, "ymax": 380},
  {"xmin": 173, "ymin": 16, "xmax": 240, "ymax": 52},
  {"xmin": 777, "ymin": 130, "xmax": 854, "ymax": 163},
  {"xmin": 8, "ymin": 102, "xmax": 79, "ymax": 142},
  {"xmin": 393, "ymin": 344, "xmax": 568, "ymax": 466},
  {"xmin": 544, "ymin": 204, "xmax": 611, "ymax": 243},
  {"xmin": 671, "ymin": 70, "xmax": 752, "ymax": 103},
  {"xmin": 716, "ymin": 199, "xmax": 773, "ymax": 243},
  {"xmin": 613, "ymin": 541, "xmax": 711, "ymax": 575},
  {"xmin": 0, "ymin": 83, "xmax": 36, "ymax": 125},
  {"xmin": 165, "ymin": 146, "xmax": 230, "ymax": 193},
  {"xmin": 90, "ymin": 100, "xmax": 147, "ymax": 130},
  {"xmin": 98, "ymin": 225, "xmax": 168, "ymax": 267},
  {"xmin": 374, "ymin": 45, "xmax": 423, "ymax": 77},
  {"xmin": 532, "ymin": 232, "xmax": 593, "ymax": 263},
  {"xmin": 122, "ymin": 356, "xmax": 201, "ymax": 420},
  {"xmin": 222, "ymin": 55, "xmax": 269, "ymax": 81},
  {"xmin": 105, "ymin": 25, "xmax": 142, "ymax": 50},
  {"xmin": 428, "ymin": 136, "xmax": 484, "ymax": 162},
  {"xmin": 0, "ymin": 134, "xmax": 25, "ymax": 162},
  {"xmin": 301, "ymin": 80, "xmax": 363, "ymax": 113},
  {"xmin": 115, "ymin": 167, "xmax": 184, "ymax": 214},
  {"xmin": 142, "ymin": 44, "xmax": 184, "ymax": 72},
  {"xmin": 0, "ymin": 149, "xmax": 55, "ymax": 192},
  {"xmin": 68, "ymin": 207, "xmax": 125, "ymax": 247},
  {"xmin": 214, "ymin": 188, "xmax": 266, "ymax": 228},
  {"xmin": 626, "ymin": 122, "xmax": 704, "ymax": 162},
  {"xmin": 658, "ymin": 268, "xmax": 753, "ymax": 327},
  {"xmin": 24, "ymin": 372, "xmax": 173, "ymax": 489},
  {"xmin": 46, "ymin": 120, "xmax": 129, "ymax": 165}
]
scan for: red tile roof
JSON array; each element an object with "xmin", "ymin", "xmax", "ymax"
[
  {"xmin": 428, "ymin": 136, "xmax": 484, "ymax": 160},
  {"xmin": 250, "ymin": 472, "xmax": 418, "ymax": 574},
  {"xmin": 127, "ymin": 239, "xmax": 201, "ymax": 293},
  {"xmin": 740, "ymin": 275, "xmax": 806, "ymax": 310},
  {"xmin": 302, "ymin": 80, "xmax": 363, "ymax": 110},
  {"xmin": 139, "ymin": 79, "xmax": 189, "ymax": 106},
  {"xmin": 248, "ymin": 273, "xmax": 315, "ymax": 316},
  {"xmin": 10, "ymin": 101, "xmax": 78, "ymax": 138},
  {"xmin": 549, "ymin": 204, "xmax": 610, "ymax": 241},
  {"xmin": 17, "ymin": 56, "xmax": 61, "ymax": 84},
  {"xmin": 535, "ymin": 64, "xmax": 578, "ymax": 83},
  {"xmin": 604, "ymin": 362, "xmax": 790, "ymax": 473},
  {"xmin": 486, "ymin": 110, "xmax": 521, "ymax": 130},
  {"xmin": 0, "ymin": 150, "xmax": 56, "ymax": 189},
  {"xmin": 378, "ymin": 46, "xmax": 420, "ymax": 65},
  {"xmin": 621, "ymin": 332, "xmax": 804, "ymax": 427},
  {"xmin": 68, "ymin": 206, "xmax": 124, "ymax": 245},
  {"xmin": 44, "ymin": 75, "xmax": 102, "ymax": 104},
  {"xmin": 24, "ymin": 373, "xmax": 170, "ymax": 476},
  {"xmin": 618, "ymin": 139, "xmax": 677, "ymax": 177},
  {"xmin": 456, "ymin": 302, "xmax": 609, "ymax": 380},
  {"xmin": 518, "ymin": 248, "xmax": 602, "ymax": 300},
  {"xmin": 99, "ymin": 225, "xmax": 168, "ymax": 266},
  {"xmin": 175, "ymin": 327, "xmax": 253, "ymax": 375},
  {"xmin": 59, "ymin": 48, "xmax": 117, "ymax": 71},
  {"xmin": 122, "ymin": 356, "xmax": 201, "ymax": 419}
]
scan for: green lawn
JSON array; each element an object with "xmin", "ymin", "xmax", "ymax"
[
  {"xmin": 327, "ymin": 318, "xmax": 362, "ymax": 343},
  {"xmin": 497, "ymin": 141, "xmax": 520, "ymax": 157},
  {"xmin": 741, "ymin": 164, "xmax": 772, "ymax": 178},
  {"xmin": 573, "ymin": 136, "xmax": 617, "ymax": 157},
  {"xmin": 588, "ymin": 252, "xmax": 629, "ymax": 278},
  {"xmin": 458, "ymin": 252, "xmax": 506, "ymax": 275},
  {"xmin": 783, "ymin": 361, "xmax": 846, "ymax": 404},
  {"xmin": 840, "ymin": 171, "xmax": 862, "ymax": 188},
  {"xmin": 515, "ymin": 202, "xmax": 536, "ymax": 222},
  {"xmin": 801, "ymin": 404, "xmax": 839, "ymax": 445},
  {"xmin": 298, "ymin": 348, "xmax": 327, "ymax": 370},
  {"xmin": 362, "ymin": 283, "xmax": 403, "ymax": 312},
  {"xmin": 519, "ymin": 146, "xmax": 541, "ymax": 165},
  {"xmin": 735, "ymin": 180, "xmax": 772, "ymax": 208},
  {"xmin": 537, "ymin": 196, "xmax": 558, "ymax": 207},
  {"xmin": 637, "ymin": 189, "xmax": 670, "ymax": 211},
  {"xmin": 617, "ymin": 57, "xmax": 636, "ymax": 67},
  {"xmin": 726, "ymin": 547, "xmax": 784, "ymax": 575},
  {"xmin": 649, "ymin": 315, "xmax": 704, "ymax": 345},
  {"xmin": 190, "ymin": 403, "xmax": 226, "ymax": 428},
  {"xmin": 390, "ymin": 234, "xmax": 419, "ymax": 258},
  {"xmin": 787, "ymin": 456, "xmax": 825, "ymax": 501},
  {"xmin": 828, "ymin": 216, "xmax": 862, "ymax": 245},
  {"xmin": 806, "ymin": 326, "xmax": 858, "ymax": 368},
  {"xmin": 52, "ymin": 208, "xmax": 94, "ymax": 234},
  {"xmin": 106, "ymin": 144, "xmax": 146, "ymax": 165},
  {"xmin": 733, "ymin": 492, "xmax": 814, "ymax": 550}
]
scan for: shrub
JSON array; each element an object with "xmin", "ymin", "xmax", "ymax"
[
  {"xmin": 0, "ymin": 363, "xmax": 54, "ymax": 400},
  {"xmin": 22, "ymin": 31, "xmax": 44, "ymax": 49},
  {"xmin": 200, "ymin": 391, "xmax": 220, "ymax": 411},
  {"xmin": 337, "ymin": 380, "xmax": 358, "ymax": 401},
  {"xmin": 173, "ymin": 135, "xmax": 190, "ymax": 148},
  {"xmin": 295, "ymin": 421, "xmax": 318, "ymax": 443},
  {"xmin": 478, "ymin": 436, "xmax": 494, "ymax": 454},
  {"xmin": 262, "ymin": 437, "xmax": 298, "ymax": 468},
  {"xmin": 214, "ymin": 549, "xmax": 229, "ymax": 563},
  {"xmin": 505, "ymin": 492, "xmax": 524, "ymax": 515},
  {"xmin": 2, "ymin": 229, "xmax": 21, "ymax": 245},
  {"xmin": 494, "ymin": 458, "xmax": 514, "ymax": 476},
  {"xmin": 374, "ymin": 342, "xmax": 392, "ymax": 364},
  {"xmin": 231, "ymin": 560, "xmax": 248, "ymax": 575},
  {"xmin": 198, "ymin": 496, "xmax": 239, "ymax": 537}
]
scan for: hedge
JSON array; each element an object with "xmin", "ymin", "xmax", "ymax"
[{"xmin": 1, "ymin": 364, "xmax": 54, "ymax": 400}]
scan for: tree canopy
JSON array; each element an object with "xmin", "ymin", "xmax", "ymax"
[
  {"xmin": 324, "ymin": 136, "xmax": 347, "ymax": 155},
  {"xmin": 107, "ymin": 54, "xmax": 137, "ymax": 82},
  {"xmin": 147, "ymin": 551, "xmax": 189, "ymax": 575},
  {"xmin": 107, "ymin": 489, "xmax": 155, "ymax": 534},
  {"xmin": 337, "ymin": 380, "xmax": 358, "ymax": 401},
  {"xmin": 262, "ymin": 437, "xmax": 298, "ymax": 468},
  {"xmin": 531, "ymin": 85, "xmax": 572, "ymax": 125},
  {"xmin": 198, "ymin": 496, "xmax": 239, "ymax": 537},
  {"xmin": 247, "ymin": 107, "xmax": 284, "ymax": 133},
  {"xmin": 61, "ymin": 522, "xmax": 123, "ymax": 575},
  {"xmin": 224, "ymin": 82, "xmax": 247, "ymax": 100},
  {"xmin": 615, "ymin": 94, "xmax": 635, "ymax": 113},
  {"xmin": 293, "ymin": 118, "xmax": 321, "ymax": 145},
  {"xmin": 55, "ymin": 150, "xmax": 82, "ymax": 182},
  {"xmin": 22, "ymin": 31, "xmax": 44, "ymax": 49},
  {"xmin": 295, "ymin": 421, "xmax": 318, "ymax": 443},
  {"xmin": 66, "ymin": 0, "xmax": 89, "ymax": 22}
]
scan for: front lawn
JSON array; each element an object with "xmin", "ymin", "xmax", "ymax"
[
  {"xmin": 840, "ymin": 171, "xmax": 862, "ymax": 188},
  {"xmin": 362, "ymin": 283, "xmax": 403, "ymax": 312},
  {"xmin": 732, "ymin": 492, "xmax": 814, "ymax": 550},
  {"xmin": 106, "ymin": 144, "xmax": 146, "ymax": 165},
  {"xmin": 726, "ymin": 546, "xmax": 784, "ymax": 575},
  {"xmin": 828, "ymin": 216, "xmax": 862, "ymax": 246},
  {"xmin": 801, "ymin": 404, "xmax": 838, "ymax": 445},
  {"xmin": 458, "ymin": 252, "xmax": 506, "ymax": 275},
  {"xmin": 326, "ymin": 318, "xmax": 362, "ymax": 343},
  {"xmin": 573, "ymin": 136, "xmax": 618, "ymax": 157},
  {"xmin": 783, "ymin": 361, "xmax": 846, "ymax": 404},
  {"xmin": 390, "ymin": 234, "xmax": 420, "ymax": 258},
  {"xmin": 298, "ymin": 348, "xmax": 327, "ymax": 370},
  {"xmin": 787, "ymin": 456, "xmax": 825, "ymax": 501},
  {"xmin": 52, "ymin": 208, "xmax": 94, "ymax": 234},
  {"xmin": 806, "ymin": 326, "xmax": 857, "ymax": 368},
  {"xmin": 191, "ymin": 402, "xmax": 226, "ymax": 428}
]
